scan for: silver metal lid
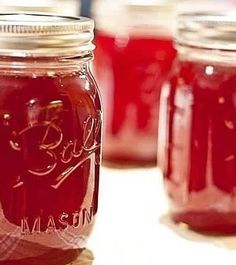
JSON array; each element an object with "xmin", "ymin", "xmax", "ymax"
[
  {"xmin": 93, "ymin": 0, "xmax": 176, "ymax": 38},
  {"xmin": 178, "ymin": 12, "xmax": 236, "ymax": 51},
  {"xmin": 0, "ymin": 13, "xmax": 95, "ymax": 57},
  {"xmin": 0, "ymin": 0, "xmax": 81, "ymax": 17}
]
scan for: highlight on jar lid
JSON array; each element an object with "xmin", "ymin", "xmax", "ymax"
[
  {"xmin": 0, "ymin": 0, "xmax": 81, "ymax": 16},
  {"xmin": 177, "ymin": 12, "xmax": 236, "ymax": 51},
  {"xmin": 0, "ymin": 13, "xmax": 95, "ymax": 57},
  {"xmin": 127, "ymin": 0, "xmax": 175, "ymax": 12},
  {"xmin": 0, "ymin": 0, "xmax": 59, "ymax": 13}
]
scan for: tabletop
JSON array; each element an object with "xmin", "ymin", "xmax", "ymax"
[{"xmin": 88, "ymin": 167, "xmax": 236, "ymax": 265}]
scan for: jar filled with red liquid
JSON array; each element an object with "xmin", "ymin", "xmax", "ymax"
[
  {"xmin": 0, "ymin": 14, "xmax": 102, "ymax": 264},
  {"xmin": 159, "ymin": 12, "xmax": 236, "ymax": 233},
  {"xmin": 93, "ymin": 1, "xmax": 176, "ymax": 166}
]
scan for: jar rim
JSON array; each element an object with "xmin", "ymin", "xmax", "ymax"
[
  {"xmin": 177, "ymin": 12, "xmax": 236, "ymax": 51},
  {"xmin": 0, "ymin": 13, "xmax": 95, "ymax": 57}
]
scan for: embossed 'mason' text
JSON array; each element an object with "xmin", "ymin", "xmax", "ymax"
[{"xmin": 21, "ymin": 207, "xmax": 94, "ymax": 235}]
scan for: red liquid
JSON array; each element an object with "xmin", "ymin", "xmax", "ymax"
[
  {"xmin": 0, "ymin": 68, "xmax": 101, "ymax": 263},
  {"xmin": 95, "ymin": 31, "xmax": 176, "ymax": 165},
  {"xmin": 161, "ymin": 59, "xmax": 236, "ymax": 233}
]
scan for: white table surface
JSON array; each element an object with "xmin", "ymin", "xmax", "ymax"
[{"xmin": 88, "ymin": 167, "xmax": 236, "ymax": 265}]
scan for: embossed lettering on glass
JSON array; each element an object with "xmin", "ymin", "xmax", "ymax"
[{"xmin": 0, "ymin": 14, "xmax": 102, "ymax": 263}]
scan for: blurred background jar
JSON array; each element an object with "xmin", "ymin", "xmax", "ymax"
[
  {"xmin": 158, "ymin": 12, "xmax": 236, "ymax": 233},
  {"xmin": 0, "ymin": 0, "xmax": 81, "ymax": 16},
  {"xmin": 177, "ymin": 0, "xmax": 235, "ymax": 14},
  {"xmin": 93, "ymin": 0, "xmax": 177, "ymax": 166}
]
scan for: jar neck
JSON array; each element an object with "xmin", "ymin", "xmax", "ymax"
[
  {"xmin": 177, "ymin": 44, "xmax": 236, "ymax": 66},
  {"xmin": 0, "ymin": 52, "xmax": 93, "ymax": 74}
]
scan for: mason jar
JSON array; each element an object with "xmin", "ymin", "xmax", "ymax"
[
  {"xmin": 159, "ymin": 12, "xmax": 236, "ymax": 233},
  {"xmin": 0, "ymin": 14, "xmax": 102, "ymax": 263},
  {"xmin": 93, "ymin": 1, "xmax": 176, "ymax": 166}
]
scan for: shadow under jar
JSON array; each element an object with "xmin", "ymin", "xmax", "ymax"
[
  {"xmin": 94, "ymin": 2, "xmax": 176, "ymax": 166},
  {"xmin": 158, "ymin": 12, "xmax": 236, "ymax": 234},
  {"xmin": 0, "ymin": 14, "xmax": 102, "ymax": 264}
]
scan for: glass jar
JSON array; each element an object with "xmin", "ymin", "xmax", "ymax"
[
  {"xmin": 0, "ymin": 14, "xmax": 102, "ymax": 263},
  {"xmin": 159, "ymin": 12, "xmax": 236, "ymax": 233},
  {"xmin": 93, "ymin": 1, "xmax": 176, "ymax": 166}
]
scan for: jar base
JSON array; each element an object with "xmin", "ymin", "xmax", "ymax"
[
  {"xmin": 172, "ymin": 211, "xmax": 236, "ymax": 235},
  {"xmin": 103, "ymin": 155, "xmax": 157, "ymax": 168},
  {"xmin": 0, "ymin": 247, "xmax": 93, "ymax": 265}
]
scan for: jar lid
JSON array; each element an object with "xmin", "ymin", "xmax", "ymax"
[
  {"xmin": 93, "ymin": 0, "xmax": 176, "ymax": 38},
  {"xmin": 178, "ymin": 12, "xmax": 236, "ymax": 51},
  {"xmin": 126, "ymin": 1, "xmax": 175, "ymax": 12},
  {"xmin": 0, "ymin": 0, "xmax": 81, "ymax": 17},
  {"xmin": 0, "ymin": 13, "xmax": 94, "ymax": 57},
  {"xmin": 0, "ymin": 0, "xmax": 58, "ymax": 13}
]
